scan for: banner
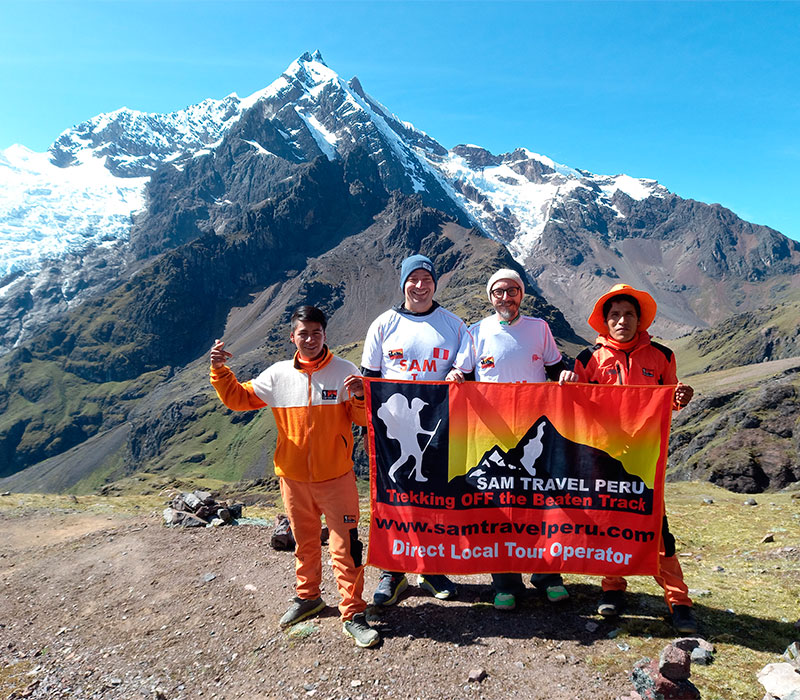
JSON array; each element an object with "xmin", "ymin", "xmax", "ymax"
[{"xmin": 364, "ymin": 380, "xmax": 675, "ymax": 577}]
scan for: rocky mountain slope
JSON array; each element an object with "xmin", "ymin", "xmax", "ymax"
[{"xmin": 1, "ymin": 51, "xmax": 799, "ymax": 491}]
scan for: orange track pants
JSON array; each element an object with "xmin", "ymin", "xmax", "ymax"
[
  {"xmin": 601, "ymin": 540, "xmax": 692, "ymax": 610},
  {"xmin": 280, "ymin": 470, "xmax": 366, "ymax": 621}
]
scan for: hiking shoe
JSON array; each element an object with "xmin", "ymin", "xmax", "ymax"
[
  {"xmin": 279, "ymin": 596, "xmax": 324, "ymax": 628},
  {"xmin": 545, "ymin": 584, "xmax": 570, "ymax": 603},
  {"xmin": 417, "ymin": 574, "xmax": 458, "ymax": 600},
  {"xmin": 343, "ymin": 612, "xmax": 380, "ymax": 648},
  {"xmin": 597, "ymin": 589, "xmax": 626, "ymax": 617},
  {"xmin": 493, "ymin": 592, "xmax": 516, "ymax": 611},
  {"xmin": 671, "ymin": 605, "xmax": 698, "ymax": 635},
  {"xmin": 372, "ymin": 572, "xmax": 408, "ymax": 606}
]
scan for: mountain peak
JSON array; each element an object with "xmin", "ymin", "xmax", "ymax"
[
  {"xmin": 299, "ymin": 49, "xmax": 327, "ymax": 65},
  {"xmin": 284, "ymin": 51, "xmax": 339, "ymax": 91}
]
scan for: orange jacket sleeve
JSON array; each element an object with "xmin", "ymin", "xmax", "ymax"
[
  {"xmin": 210, "ymin": 365, "xmax": 268, "ymax": 411},
  {"xmin": 347, "ymin": 395, "xmax": 366, "ymax": 427}
]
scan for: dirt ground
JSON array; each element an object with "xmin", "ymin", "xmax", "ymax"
[{"xmin": 0, "ymin": 508, "xmax": 693, "ymax": 700}]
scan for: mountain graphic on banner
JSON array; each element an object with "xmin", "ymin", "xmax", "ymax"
[{"xmin": 462, "ymin": 416, "xmax": 654, "ymax": 514}]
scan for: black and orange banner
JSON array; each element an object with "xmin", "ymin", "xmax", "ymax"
[{"xmin": 364, "ymin": 380, "xmax": 675, "ymax": 577}]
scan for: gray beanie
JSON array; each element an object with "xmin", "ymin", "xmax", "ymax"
[{"xmin": 486, "ymin": 269, "xmax": 525, "ymax": 300}]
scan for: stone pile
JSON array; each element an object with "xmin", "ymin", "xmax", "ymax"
[
  {"xmin": 618, "ymin": 638, "xmax": 715, "ymax": 700},
  {"xmin": 269, "ymin": 514, "xmax": 330, "ymax": 551},
  {"xmin": 162, "ymin": 490, "xmax": 244, "ymax": 527},
  {"xmin": 758, "ymin": 641, "xmax": 800, "ymax": 700}
]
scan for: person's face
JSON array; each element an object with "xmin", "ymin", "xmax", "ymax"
[
  {"xmin": 490, "ymin": 280, "xmax": 522, "ymax": 321},
  {"xmin": 605, "ymin": 300, "xmax": 640, "ymax": 343},
  {"xmin": 403, "ymin": 269, "xmax": 435, "ymax": 313},
  {"xmin": 290, "ymin": 320, "xmax": 326, "ymax": 360}
]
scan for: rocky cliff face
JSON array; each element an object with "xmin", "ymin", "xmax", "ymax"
[{"xmin": 669, "ymin": 367, "xmax": 800, "ymax": 492}]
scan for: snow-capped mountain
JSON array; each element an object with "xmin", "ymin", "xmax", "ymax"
[
  {"xmin": 1, "ymin": 50, "xmax": 798, "ymax": 352},
  {"xmin": 2, "ymin": 51, "xmax": 800, "ymax": 489},
  {"xmin": 0, "ymin": 50, "xmax": 664, "ymax": 280}
]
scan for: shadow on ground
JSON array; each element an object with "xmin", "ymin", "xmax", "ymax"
[{"xmin": 368, "ymin": 581, "xmax": 797, "ymax": 654}]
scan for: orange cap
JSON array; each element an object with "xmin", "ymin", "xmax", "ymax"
[{"xmin": 587, "ymin": 283, "xmax": 657, "ymax": 334}]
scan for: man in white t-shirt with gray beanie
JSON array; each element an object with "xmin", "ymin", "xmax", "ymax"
[{"xmin": 468, "ymin": 268, "xmax": 578, "ymax": 611}]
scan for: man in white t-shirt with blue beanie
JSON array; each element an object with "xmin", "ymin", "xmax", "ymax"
[
  {"xmin": 469, "ymin": 268, "xmax": 578, "ymax": 611},
  {"xmin": 362, "ymin": 254, "xmax": 474, "ymax": 605}
]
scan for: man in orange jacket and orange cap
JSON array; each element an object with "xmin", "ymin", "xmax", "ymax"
[
  {"xmin": 574, "ymin": 284, "xmax": 698, "ymax": 635},
  {"xmin": 209, "ymin": 305, "xmax": 380, "ymax": 648}
]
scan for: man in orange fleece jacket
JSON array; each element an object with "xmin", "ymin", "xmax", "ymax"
[
  {"xmin": 574, "ymin": 284, "xmax": 697, "ymax": 635},
  {"xmin": 209, "ymin": 305, "xmax": 380, "ymax": 648}
]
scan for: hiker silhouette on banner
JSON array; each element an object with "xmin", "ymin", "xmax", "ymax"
[{"xmin": 377, "ymin": 393, "xmax": 442, "ymax": 483}]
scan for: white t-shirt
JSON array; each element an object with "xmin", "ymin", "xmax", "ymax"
[
  {"xmin": 468, "ymin": 314, "xmax": 562, "ymax": 382},
  {"xmin": 362, "ymin": 304, "xmax": 475, "ymax": 380}
]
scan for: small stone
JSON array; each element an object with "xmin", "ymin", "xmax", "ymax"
[
  {"xmin": 702, "ymin": 497, "xmax": 714, "ymax": 504},
  {"xmin": 688, "ymin": 589, "xmax": 711, "ymax": 598},
  {"xmin": 674, "ymin": 637, "xmax": 715, "ymax": 653},
  {"xmin": 203, "ymin": 573, "xmax": 217, "ymax": 583},
  {"xmin": 1, "ymin": 491, "xmax": 11, "ymax": 496},
  {"xmin": 585, "ymin": 621, "xmax": 599, "ymax": 633},
  {"xmin": 514, "ymin": 661, "xmax": 524, "ymax": 669},
  {"xmin": 757, "ymin": 662, "xmax": 800, "ymax": 698},
  {"xmin": 653, "ymin": 674, "xmax": 701, "ymax": 699},
  {"xmin": 617, "ymin": 642, "xmax": 631, "ymax": 651},
  {"xmin": 744, "ymin": 498, "xmax": 758, "ymax": 506},
  {"xmin": 784, "ymin": 641, "xmax": 800, "ymax": 668},
  {"xmin": 468, "ymin": 668, "xmax": 487, "ymax": 683},
  {"xmin": 712, "ymin": 566, "xmax": 725, "ymax": 572},
  {"xmin": 761, "ymin": 533, "xmax": 775, "ymax": 543},
  {"xmin": 659, "ymin": 644, "xmax": 691, "ymax": 681},
  {"xmin": 350, "ymin": 679, "xmax": 362, "ymax": 688},
  {"xmin": 244, "ymin": 584, "xmax": 257, "ymax": 592},
  {"xmin": 690, "ymin": 647, "xmax": 714, "ymax": 665},
  {"xmin": 554, "ymin": 653, "xmax": 567, "ymax": 663}
]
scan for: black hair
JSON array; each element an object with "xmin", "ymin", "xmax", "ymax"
[
  {"xmin": 290, "ymin": 305, "xmax": 327, "ymax": 330},
  {"xmin": 603, "ymin": 294, "xmax": 640, "ymax": 320}
]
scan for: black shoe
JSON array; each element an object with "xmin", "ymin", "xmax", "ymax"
[
  {"xmin": 597, "ymin": 589, "xmax": 626, "ymax": 617},
  {"xmin": 671, "ymin": 605, "xmax": 698, "ymax": 635},
  {"xmin": 417, "ymin": 574, "xmax": 457, "ymax": 600},
  {"xmin": 372, "ymin": 572, "xmax": 408, "ymax": 606}
]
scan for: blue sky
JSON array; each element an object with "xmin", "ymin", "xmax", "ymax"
[{"xmin": 2, "ymin": 0, "xmax": 799, "ymax": 240}]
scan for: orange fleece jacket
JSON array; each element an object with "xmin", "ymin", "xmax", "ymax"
[{"xmin": 210, "ymin": 348, "xmax": 365, "ymax": 482}]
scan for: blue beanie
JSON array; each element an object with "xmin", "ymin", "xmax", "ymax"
[{"xmin": 400, "ymin": 254, "xmax": 437, "ymax": 291}]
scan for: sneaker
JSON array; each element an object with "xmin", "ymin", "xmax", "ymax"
[
  {"xmin": 279, "ymin": 596, "xmax": 325, "ymax": 628},
  {"xmin": 493, "ymin": 592, "xmax": 516, "ymax": 611},
  {"xmin": 671, "ymin": 605, "xmax": 698, "ymax": 635},
  {"xmin": 372, "ymin": 572, "xmax": 408, "ymax": 606},
  {"xmin": 545, "ymin": 584, "xmax": 570, "ymax": 603},
  {"xmin": 597, "ymin": 589, "xmax": 626, "ymax": 617},
  {"xmin": 417, "ymin": 574, "xmax": 458, "ymax": 600},
  {"xmin": 343, "ymin": 612, "xmax": 380, "ymax": 648}
]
